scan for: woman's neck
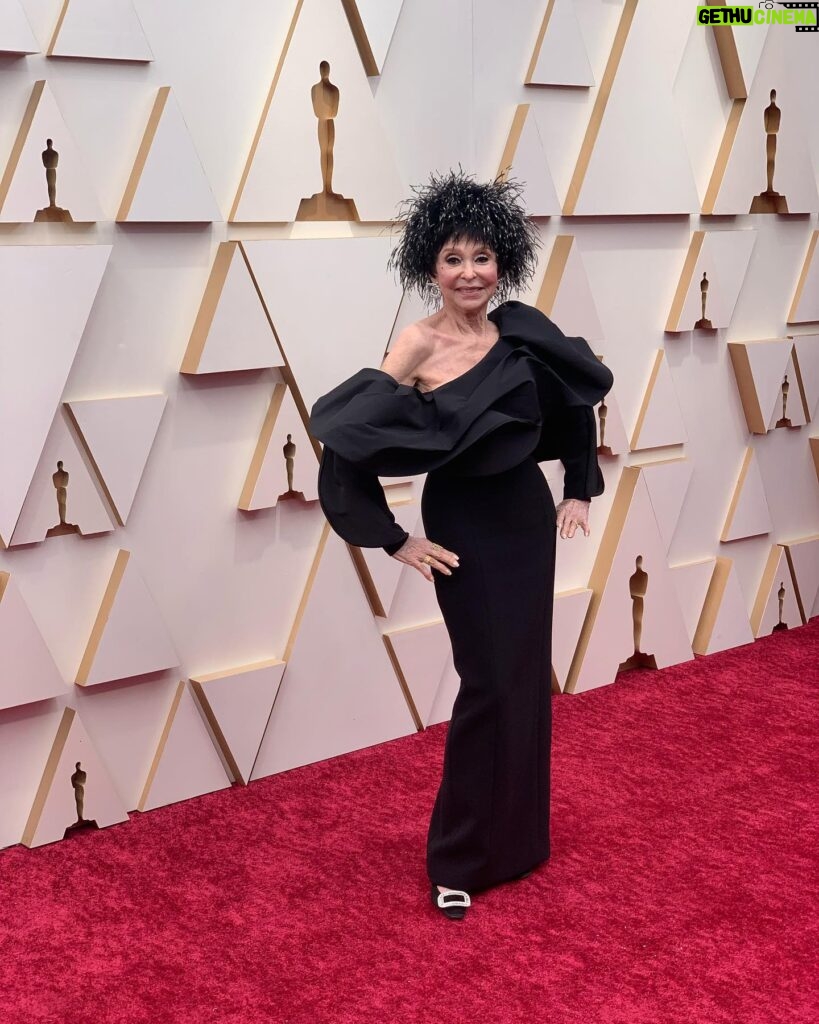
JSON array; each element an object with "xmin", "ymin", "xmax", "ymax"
[{"xmin": 437, "ymin": 303, "xmax": 491, "ymax": 339}]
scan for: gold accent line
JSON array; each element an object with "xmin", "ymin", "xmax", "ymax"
[
  {"xmin": 720, "ymin": 447, "xmax": 753, "ymax": 542},
  {"xmin": 629, "ymin": 350, "xmax": 664, "ymax": 450},
  {"xmin": 239, "ymin": 384, "xmax": 287, "ymax": 510},
  {"xmin": 0, "ymin": 571, "xmax": 9, "ymax": 601},
  {"xmin": 750, "ymin": 545, "xmax": 781, "ymax": 636},
  {"xmin": 712, "ymin": 21, "xmax": 746, "ymax": 99},
  {"xmin": 525, "ymin": 0, "xmax": 558, "ymax": 84},
  {"xmin": 75, "ymin": 549, "xmax": 130, "ymax": 685},
  {"xmin": 180, "ymin": 242, "xmax": 237, "ymax": 374},
  {"xmin": 192, "ymin": 659, "xmax": 283, "ymax": 684},
  {"xmin": 46, "ymin": 0, "xmax": 70, "ymax": 57},
  {"xmin": 703, "ymin": 99, "xmax": 744, "ymax": 215},
  {"xmin": 283, "ymin": 520, "xmax": 330, "ymax": 662},
  {"xmin": 791, "ymin": 343, "xmax": 812, "ymax": 422},
  {"xmin": 22, "ymin": 707, "xmax": 75, "ymax": 847},
  {"xmin": 189, "ymin": 680, "xmax": 244, "ymax": 783},
  {"xmin": 229, "ymin": 0, "xmax": 304, "ymax": 222},
  {"xmin": 563, "ymin": 0, "xmax": 638, "ymax": 216},
  {"xmin": 63, "ymin": 402, "xmax": 124, "ymax": 527},
  {"xmin": 382, "ymin": 635, "xmax": 423, "ymax": 731},
  {"xmin": 340, "ymin": 0, "xmax": 379, "ymax": 77},
  {"xmin": 137, "ymin": 680, "xmax": 185, "ymax": 811},
  {"xmin": 117, "ymin": 86, "xmax": 170, "ymax": 222},
  {"xmin": 782, "ymin": 548, "xmax": 806, "ymax": 626},
  {"xmin": 666, "ymin": 231, "xmax": 706, "ymax": 332},
  {"xmin": 564, "ymin": 466, "xmax": 640, "ymax": 693},
  {"xmin": 535, "ymin": 235, "xmax": 573, "ymax": 317},
  {"xmin": 787, "ymin": 231, "xmax": 818, "ymax": 325},
  {"xmin": 727, "ymin": 343, "xmax": 766, "ymax": 434},
  {"xmin": 692, "ymin": 556, "xmax": 731, "ymax": 655},
  {"xmin": 497, "ymin": 104, "xmax": 530, "ymax": 180},
  {"xmin": 0, "ymin": 80, "xmax": 45, "ymax": 212},
  {"xmin": 811, "ymin": 438, "xmax": 819, "ymax": 481}
]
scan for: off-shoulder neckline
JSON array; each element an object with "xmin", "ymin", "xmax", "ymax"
[{"xmin": 377, "ymin": 301, "xmax": 513, "ymax": 395}]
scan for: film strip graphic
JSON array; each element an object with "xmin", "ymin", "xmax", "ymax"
[{"xmin": 777, "ymin": 2, "xmax": 819, "ymax": 31}]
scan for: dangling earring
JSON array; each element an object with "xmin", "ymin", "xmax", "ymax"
[{"xmin": 429, "ymin": 281, "xmax": 441, "ymax": 300}]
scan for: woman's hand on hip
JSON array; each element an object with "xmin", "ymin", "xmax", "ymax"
[
  {"xmin": 556, "ymin": 498, "xmax": 591, "ymax": 539},
  {"xmin": 389, "ymin": 535, "xmax": 459, "ymax": 582}
]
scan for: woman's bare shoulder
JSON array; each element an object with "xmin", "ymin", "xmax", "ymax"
[{"xmin": 380, "ymin": 320, "xmax": 435, "ymax": 385}]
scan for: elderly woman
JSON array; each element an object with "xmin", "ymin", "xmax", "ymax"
[{"xmin": 309, "ymin": 171, "xmax": 613, "ymax": 920}]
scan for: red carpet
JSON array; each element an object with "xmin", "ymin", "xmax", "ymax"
[{"xmin": 1, "ymin": 622, "xmax": 817, "ymax": 1024}]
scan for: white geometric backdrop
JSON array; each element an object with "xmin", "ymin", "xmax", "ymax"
[{"xmin": 1, "ymin": 0, "xmax": 817, "ymax": 850}]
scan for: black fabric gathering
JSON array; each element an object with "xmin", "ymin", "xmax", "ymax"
[{"xmin": 307, "ymin": 300, "xmax": 613, "ymax": 893}]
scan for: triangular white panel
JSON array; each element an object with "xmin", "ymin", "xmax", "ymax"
[
  {"xmin": 358, "ymin": 503, "xmax": 418, "ymax": 618},
  {"xmin": 710, "ymin": 43, "xmax": 818, "ymax": 215},
  {"xmin": 384, "ymin": 620, "xmax": 450, "ymax": 728},
  {"xmin": 76, "ymin": 550, "xmax": 179, "ymax": 687},
  {"xmin": 784, "ymin": 535, "xmax": 819, "ymax": 625},
  {"xmin": 0, "ymin": 80, "xmax": 102, "ymax": 222},
  {"xmin": 767, "ymin": 351, "xmax": 806, "ymax": 430},
  {"xmin": 190, "ymin": 660, "xmax": 285, "ymax": 784},
  {"xmin": 138, "ymin": 681, "xmax": 231, "ymax": 811},
  {"xmin": 181, "ymin": 243, "xmax": 283, "ymax": 375},
  {"xmin": 729, "ymin": 339, "xmax": 794, "ymax": 434},
  {"xmin": 117, "ymin": 87, "xmax": 221, "ymax": 222},
  {"xmin": 792, "ymin": 335, "xmax": 819, "ymax": 420},
  {"xmin": 526, "ymin": 0, "xmax": 593, "ymax": 87},
  {"xmin": 0, "ymin": 244, "xmax": 111, "ymax": 545},
  {"xmin": 65, "ymin": 395, "xmax": 166, "ymax": 526},
  {"xmin": 788, "ymin": 233, "xmax": 819, "ymax": 325},
  {"xmin": 595, "ymin": 386, "xmax": 629, "ymax": 456},
  {"xmin": 693, "ymin": 557, "xmax": 754, "ymax": 656},
  {"xmin": 640, "ymin": 459, "xmax": 693, "ymax": 554},
  {"xmin": 345, "ymin": 0, "xmax": 403, "ymax": 74},
  {"xmin": 499, "ymin": 106, "xmax": 561, "ymax": 217},
  {"xmin": 751, "ymin": 546, "xmax": 801, "ymax": 638},
  {"xmin": 48, "ymin": 0, "xmax": 153, "ymax": 61},
  {"xmin": 251, "ymin": 526, "xmax": 415, "ymax": 778},
  {"xmin": 721, "ymin": 448, "xmax": 772, "ymax": 542},
  {"xmin": 666, "ymin": 230, "xmax": 757, "ymax": 333},
  {"xmin": 670, "ymin": 558, "xmax": 716, "ymax": 645},
  {"xmin": 242, "ymin": 237, "xmax": 402, "ymax": 412},
  {"xmin": 10, "ymin": 410, "xmax": 116, "ymax": 546},
  {"xmin": 0, "ymin": 0, "xmax": 38, "ymax": 53},
  {"xmin": 22, "ymin": 707, "xmax": 129, "ymax": 848},
  {"xmin": 0, "ymin": 573, "xmax": 67, "ymax": 711},
  {"xmin": 568, "ymin": 2, "xmax": 699, "ymax": 214},
  {"xmin": 568, "ymin": 469, "xmax": 693, "ymax": 694},
  {"xmin": 630, "ymin": 352, "xmax": 687, "ymax": 451},
  {"xmin": 552, "ymin": 587, "xmax": 591, "ymax": 692},
  {"xmin": 232, "ymin": 0, "xmax": 405, "ymax": 222},
  {"xmin": 239, "ymin": 385, "xmax": 319, "ymax": 511},
  {"xmin": 543, "ymin": 236, "xmax": 604, "ymax": 342}
]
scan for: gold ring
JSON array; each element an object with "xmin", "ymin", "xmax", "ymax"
[
  {"xmin": 431, "ymin": 543, "xmax": 441, "ymax": 550},
  {"xmin": 422, "ymin": 555, "xmax": 431, "ymax": 564}
]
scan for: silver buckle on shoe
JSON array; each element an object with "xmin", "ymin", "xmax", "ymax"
[{"xmin": 436, "ymin": 889, "xmax": 471, "ymax": 908}]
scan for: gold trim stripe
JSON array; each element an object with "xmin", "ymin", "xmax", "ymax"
[
  {"xmin": 75, "ymin": 549, "xmax": 130, "ymax": 685},
  {"xmin": 666, "ymin": 231, "xmax": 706, "ymax": 332},
  {"xmin": 117, "ymin": 86, "xmax": 170, "ymax": 221}
]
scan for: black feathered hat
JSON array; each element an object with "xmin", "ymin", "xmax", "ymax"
[{"xmin": 388, "ymin": 168, "xmax": 540, "ymax": 308}]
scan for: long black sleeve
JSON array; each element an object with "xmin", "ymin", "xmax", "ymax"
[
  {"xmin": 317, "ymin": 445, "xmax": 409, "ymax": 553},
  {"xmin": 556, "ymin": 405, "xmax": 604, "ymax": 502}
]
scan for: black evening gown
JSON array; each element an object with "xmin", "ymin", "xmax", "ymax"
[{"xmin": 308, "ymin": 301, "xmax": 613, "ymax": 893}]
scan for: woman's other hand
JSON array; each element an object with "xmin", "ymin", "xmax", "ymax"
[
  {"xmin": 555, "ymin": 498, "xmax": 591, "ymax": 540},
  {"xmin": 390, "ymin": 535, "xmax": 459, "ymax": 582}
]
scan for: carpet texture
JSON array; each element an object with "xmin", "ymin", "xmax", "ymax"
[{"xmin": 1, "ymin": 621, "xmax": 817, "ymax": 1024}]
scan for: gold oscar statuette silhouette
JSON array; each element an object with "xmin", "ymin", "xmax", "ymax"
[
  {"xmin": 617, "ymin": 555, "xmax": 658, "ymax": 672},
  {"xmin": 694, "ymin": 272, "xmax": 714, "ymax": 331},
  {"xmin": 775, "ymin": 374, "xmax": 793, "ymax": 428},
  {"xmin": 772, "ymin": 581, "xmax": 789, "ymax": 632},
  {"xmin": 750, "ymin": 90, "xmax": 789, "ymax": 214},
  {"xmin": 277, "ymin": 433, "xmax": 305, "ymax": 502},
  {"xmin": 64, "ymin": 761, "xmax": 99, "ymax": 838},
  {"xmin": 46, "ymin": 460, "xmax": 81, "ymax": 538},
  {"xmin": 597, "ymin": 397, "xmax": 613, "ymax": 456},
  {"xmin": 296, "ymin": 61, "xmax": 360, "ymax": 222},
  {"xmin": 34, "ymin": 139, "xmax": 74, "ymax": 223}
]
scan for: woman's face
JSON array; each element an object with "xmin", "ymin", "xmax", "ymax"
[{"xmin": 432, "ymin": 237, "xmax": 499, "ymax": 313}]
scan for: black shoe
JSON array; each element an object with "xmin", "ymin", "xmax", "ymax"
[
  {"xmin": 430, "ymin": 883, "xmax": 471, "ymax": 920},
  {"xmin": 512, "ymin": 869, "xmax": 533, "ymax": 881}
]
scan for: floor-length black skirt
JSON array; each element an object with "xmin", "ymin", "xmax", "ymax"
[{"xmin": 421, "ymin": 455, "xmax": 556, "ymax": 893}]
